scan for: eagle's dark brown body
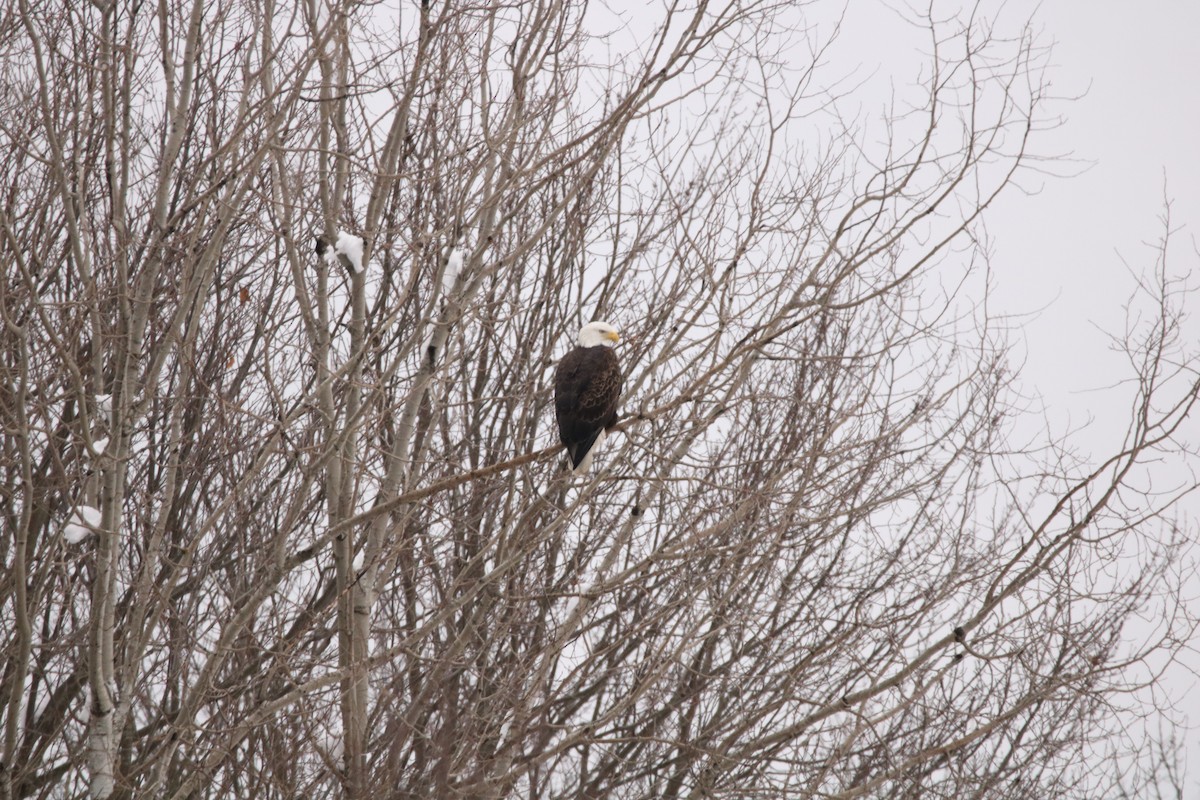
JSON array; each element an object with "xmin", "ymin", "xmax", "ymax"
[{"xmin": 554, "ymin": 345, "xmax": 622, "ymax": 471}]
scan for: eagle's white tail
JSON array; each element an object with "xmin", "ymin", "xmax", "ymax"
[{"xmin": 572, "ymin": 429, "xmax": 606, "ymax": 474}]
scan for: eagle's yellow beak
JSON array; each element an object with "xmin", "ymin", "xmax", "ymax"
[{"xmin": 606, "ymin": 330, "xmax": 620, "ymax": 343}]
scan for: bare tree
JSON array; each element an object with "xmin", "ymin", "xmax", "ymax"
[{"xmin": 1, "ymin": 1, "xmax": 1196, "ymax": 799}]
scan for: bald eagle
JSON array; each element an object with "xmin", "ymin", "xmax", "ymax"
[{"xmin": 555, "ymin": 321, "xmax": 622, "ymax": 474}]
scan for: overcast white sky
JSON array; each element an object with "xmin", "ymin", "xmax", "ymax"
[
  {"xmin": 987, "ymin": 2, "xmax": 1200, "ymax": 429},
  {"xmin": 997, "ymin": 2, "xmax": 1200, "ymax": 782},
  {"xmin": 827, "ymin": 1, "xmax": 1199, "ymax": 432},
  {"xmin": 846, "ymin": 0, "xmax": 1200, "ymax": 783}
]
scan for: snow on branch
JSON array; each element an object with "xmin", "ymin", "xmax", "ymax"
[
  {"xmin": 335, "ymin": 231, "xmax": 365, "ymax": 274},
  {"xmin": 64, "ymin": 505, "xmax": 102, "ymax": 543},
  {"xmin": 443, "ymin": 247, "xmax": 465, "ymax": 295}
]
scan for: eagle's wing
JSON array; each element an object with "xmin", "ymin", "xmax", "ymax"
[{"xmin": 575, "ymin": 347, "xmax": 622, "ymax": 427}]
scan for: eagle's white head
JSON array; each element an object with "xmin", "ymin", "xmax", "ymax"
[{"xmin": 578, "ymin": 321, "xmax": 620, "ymax": 348}]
